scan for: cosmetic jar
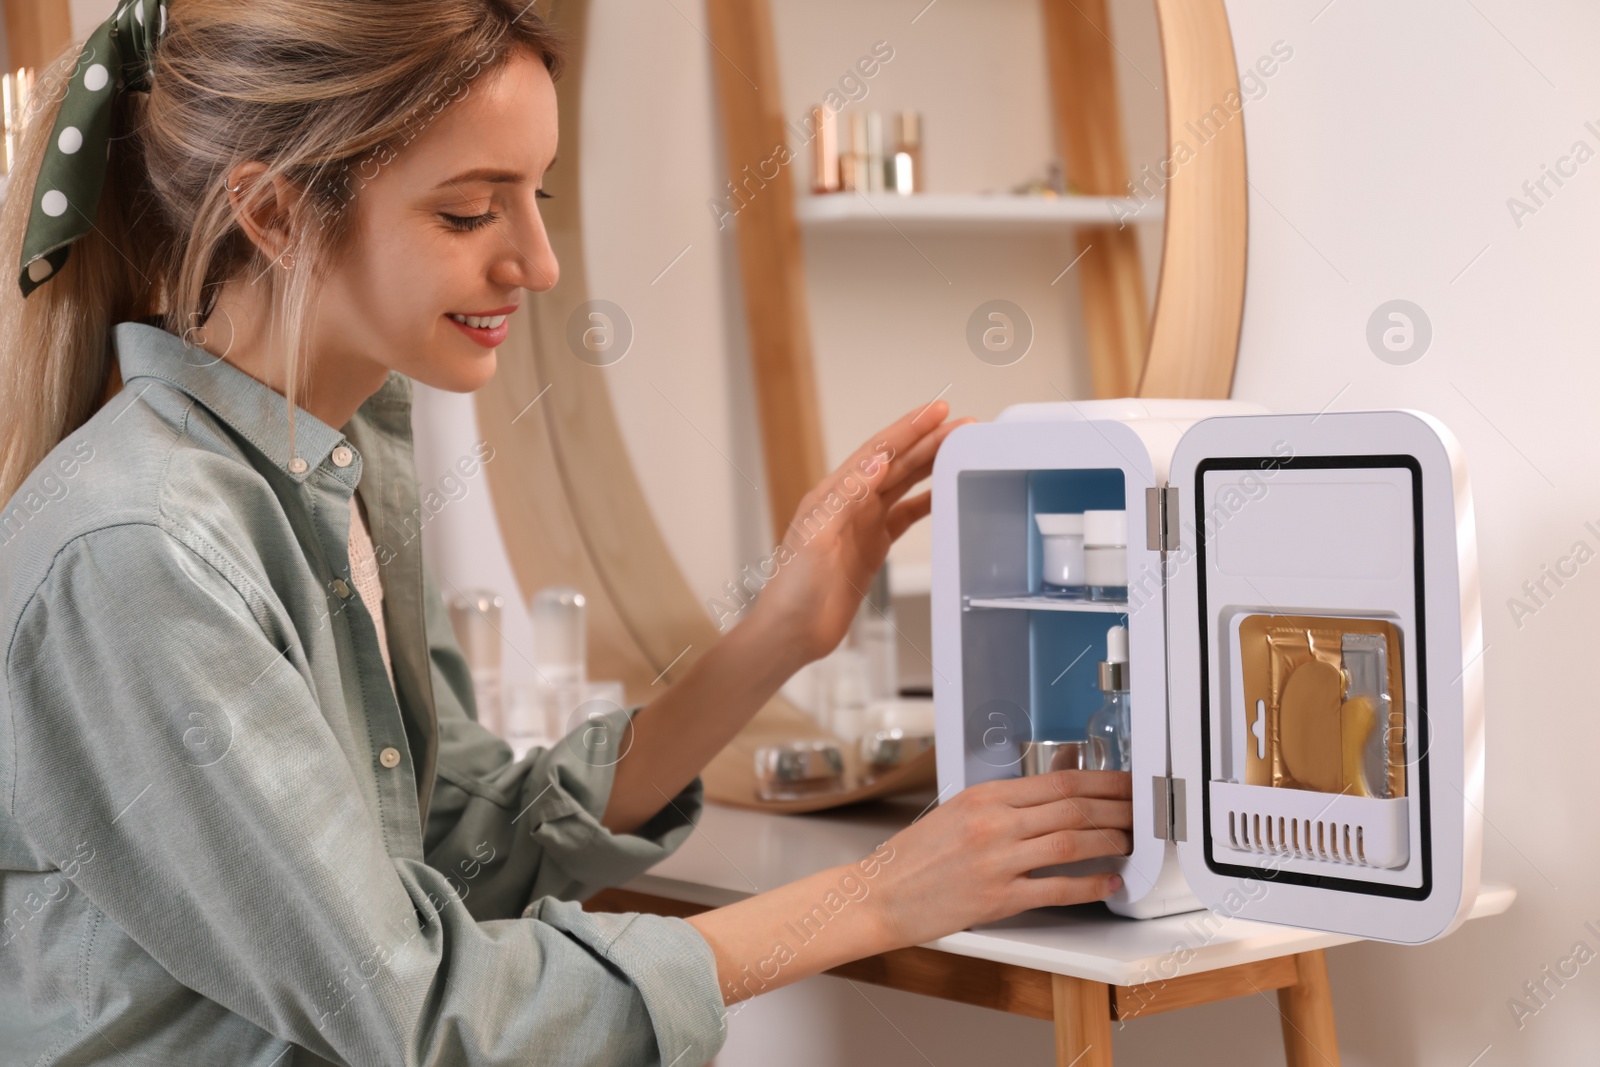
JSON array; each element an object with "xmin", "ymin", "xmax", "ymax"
[
  {"xmin": 1083, "ymin": 509, "xmax": 1129, "ymax": 601},
  {"xmin": 1035, "ymin": 512, "xmax": 1087, "ymax": 597},
  {"xmin": 754, "ymin": 739, "xmax": 845, "ymax": 801},
  {"xmin": 858, "ymin": 697, "xmax": 936, "ymax": 774},
  {"xmin": 860, "ymin": 727, "xmax": 935, "ymax": 770},
  {"xmin": 1022, "ymin": 739, "xmax": 1093, "ymax": 776}
]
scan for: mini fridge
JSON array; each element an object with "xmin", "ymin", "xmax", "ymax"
[{"xmin": 930, "ymin": 398, "xmax": 1484, "ymax": 944}]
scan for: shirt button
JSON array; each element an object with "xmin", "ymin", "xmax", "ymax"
[
  {"xmin": 331, "ymin": 578, "xmax": 352, "ymax": 598},
  {"xmin": 287, "ymin": 456, "xmax": 308, "ymax": 474},
  {"xmin": 379, "ymin": 747, "xmax": 401, "ymax": 769},
  {"xmin": 331, "ymin": 445, "xmax": 354, "ymax": 468}
]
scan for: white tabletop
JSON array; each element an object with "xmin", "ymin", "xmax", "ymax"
[{"xmin": 628, "ymin": 789, "xmax": 1517, "ymax": 987}]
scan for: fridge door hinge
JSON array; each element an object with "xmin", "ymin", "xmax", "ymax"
[
  {"xmin": 1145, "ymin": 486, "xmax": 1180, "ymax": 552},
  {"xmin": 1152, "ymin": 775, "xmax": 1187, "ymax": 842}
]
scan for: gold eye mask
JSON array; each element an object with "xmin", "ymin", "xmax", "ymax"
[
  {"xmin": 1278, "ymin": 658, "xmax": 1345, "ymax": 793},
  {"xmin": 1238, "ymin": 614, "xmax": 1405, "ymax": 799}
]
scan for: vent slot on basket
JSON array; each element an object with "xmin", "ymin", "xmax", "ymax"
[{"xmin": 1212, "ymin": 781, "xmax": 1408, "ymax": 869}]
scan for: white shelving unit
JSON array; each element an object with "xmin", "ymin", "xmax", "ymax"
[{"xmin": 795, "ymin": 192, "xmax": 1163, "ymax": 233}]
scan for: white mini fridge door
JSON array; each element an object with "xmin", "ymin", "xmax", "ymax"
[{"xmin": 1165, "ymin": 410, "xmax": 1484, "ymax": 944}]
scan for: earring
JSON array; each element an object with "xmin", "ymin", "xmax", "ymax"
[
  {"xmin": 280, "ymin": 250, "xmax": 295, "ymax": 270},
  {"xmin": 221, "ymin": 178, "xmax": 243, "ymax": 194}
]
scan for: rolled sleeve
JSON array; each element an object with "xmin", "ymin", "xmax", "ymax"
[
  {"xmin": 521, "ymin": 703, "xmax": 705, "ymax": 899},
  {"xmin": 2, "ymin": 524, "xmax": 725, "ymax": 1067},
  {"xmin": 420, "ymin": 563, "xmax": 704, "ymax": 918},
  {"xmin": 529, "ymin": 897, "xmax": 728, "ymax": 1067}
]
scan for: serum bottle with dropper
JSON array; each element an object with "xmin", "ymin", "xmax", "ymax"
[{"xmin": 1086, "ymin": 623, "xmax": 1132, "ymax": 771}]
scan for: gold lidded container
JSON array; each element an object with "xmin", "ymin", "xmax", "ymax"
[{"xmin": 809, "ymin": 104, "xmax": 840, "ymax": 194}]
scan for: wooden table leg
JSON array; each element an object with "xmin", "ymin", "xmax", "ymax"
[
  {"xmin": 1277, "ymin": 950, "xmax": 1340, "ymax": 1066},
  {"xmin": 1052, "ymin": 973, "xmax": 1114, "ymax": 1066}
]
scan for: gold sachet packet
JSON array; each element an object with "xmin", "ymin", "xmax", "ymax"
[{"xmin": 1238, "ymin": 615, "xmax": 1405, "ymax": 798}]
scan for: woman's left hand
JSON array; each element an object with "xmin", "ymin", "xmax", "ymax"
[{"xmin": 744, "ymin": 399, "xmax": 973, "ymax": 666}]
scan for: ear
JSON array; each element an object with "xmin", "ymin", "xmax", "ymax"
[{"xmin": 223, "ymin": 160, "xmax": 304, "ymax": 267}]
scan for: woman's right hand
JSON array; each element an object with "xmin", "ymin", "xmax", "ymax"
[
  {"xmin": 868, "ymin": 769, "xmax": 1134, "ymax": 949},
  {"xmin": 685, "ymin": 769, "xmax": 1133, "ymax": 1008}
]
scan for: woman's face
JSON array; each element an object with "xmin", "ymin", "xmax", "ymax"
[{"xmin": 310, "ymin": 47, "xmax": 561, "ymax": 394}]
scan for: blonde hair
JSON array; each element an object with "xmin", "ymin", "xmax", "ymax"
[{"xmin": 0, "ymin": 0, "xmax": 565, "ymax": 502}]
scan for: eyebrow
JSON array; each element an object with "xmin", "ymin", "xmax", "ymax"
[
  {"xmin": 433, "ymin": 156, "xmax": 558, "ymax": 191},
  {"xmin": 434, "ymin": 168, "xmax": 525, "ymax": 190}
]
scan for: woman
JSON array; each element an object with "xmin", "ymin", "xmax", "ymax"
[{"xmin": 0, "ymin": 2, "xmax": 1133, "ymax": 1064}]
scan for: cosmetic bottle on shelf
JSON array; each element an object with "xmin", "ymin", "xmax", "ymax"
[
  {"xmin": 864, "ymin": 111, "xmax": 886, "ymax": 193},
  {"xmin": 446, "ymin": 588, "xmax": 505, "ymax": 736},
  {"xmin": 1086, "ymin": 624, "xmax": 1131, "ymax": 771},
  {"xmin": 840, "ymin": 112, "xmax": 868, "ymax": 192},
  {"xmin": 851, "ymin": 564, "xmax": 898, "ymax": 702},
  {"xmin": 502, "ymin": 587, "xmax": 624, "ymax": 761},
  {"xmin": 810, "ymin": 104, "xmax": 840, "ymax": 194},
  {"xmin": 891, "ymin": 110, "xmax": 922, "ymax": 194},
  {"xmin": 821, "ymin": 647, "xmax": 873, "ymax": 744}
]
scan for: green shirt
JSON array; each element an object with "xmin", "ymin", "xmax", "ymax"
[{"xmin": 0, "ymin": 321, "xmax": 728, "ymax": 1065}]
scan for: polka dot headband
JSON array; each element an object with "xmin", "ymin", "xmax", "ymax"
[{"xmin": 17, "ymin": 0, "xmax": 167, "ymax": 298}]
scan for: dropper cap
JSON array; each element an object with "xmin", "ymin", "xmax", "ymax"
[{"xmin": 1099, "ymin": 624, "xmax": 1129, "ymax": 692}]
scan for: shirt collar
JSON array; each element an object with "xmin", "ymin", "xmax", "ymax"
[{"xmin": 112, "ymin": 320, "xmax": 405, "ymax": 486}]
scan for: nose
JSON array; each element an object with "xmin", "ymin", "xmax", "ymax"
[{"xmin": 491, "ymin": 197, "xmax": 560, "ymax": 293}]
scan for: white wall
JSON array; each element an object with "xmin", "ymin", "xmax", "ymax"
[
  {"xmin": 1214, "ymin": 1, "xmax": 1600, "ymax": 1063},
  {"xmin": 67, "ymin": 0, "xmax": 108, "ymax": 41}
]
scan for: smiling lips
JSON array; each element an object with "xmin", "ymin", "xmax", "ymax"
[{"xmin": 445, "ymin": 305, "xmax": 517, "ymax": 348}]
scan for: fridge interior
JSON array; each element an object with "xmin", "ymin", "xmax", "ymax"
[
  {"xmin": 955, "ymin": 465, "xmax": 1128, "ymax": 758},
  {"xmin": 954, "ymin": 463, "xmax": 1156, "ymax": 887}
]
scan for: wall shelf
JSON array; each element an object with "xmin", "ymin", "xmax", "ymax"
[
  {"xmin": 796, "ymin": 192, "xmax": 1163, "ymax": 233},
  {"xmin": 966, "ymin": 594, "xmax": 1131, "ymax": 613}
]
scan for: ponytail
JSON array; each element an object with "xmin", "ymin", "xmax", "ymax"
[{"xmin": 0, "ymin": 42, "xmax": 156, "ymax": 503}]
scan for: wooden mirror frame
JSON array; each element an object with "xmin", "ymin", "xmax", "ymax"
[{"xmin": 474, "ymin": 0, "xmax": 1246, "ymax": 811}]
